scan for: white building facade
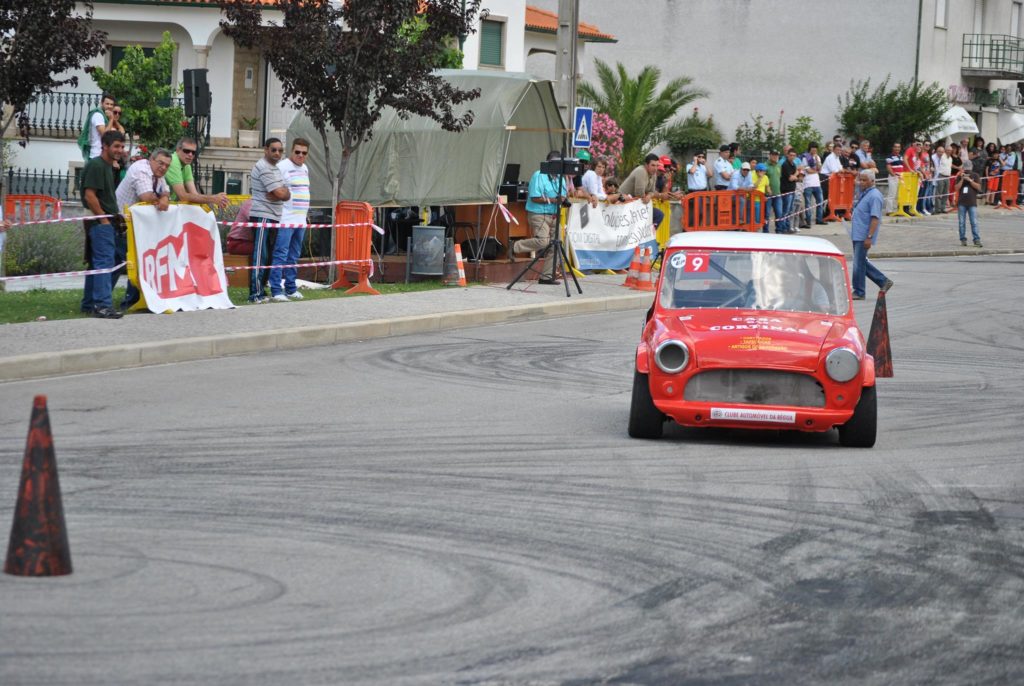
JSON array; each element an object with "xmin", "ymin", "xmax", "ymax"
[{"xmin": 530, "ymin": 0, "xmax": 1024, "ymax": 148}]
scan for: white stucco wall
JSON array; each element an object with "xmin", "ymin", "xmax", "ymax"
[
  {"xmin": 463, "ymin": 0, "xmax": 527, "ymax": 71},
  {"xmin": 529, "ymin": 0, "xmax": 920, "ymax": 143}
]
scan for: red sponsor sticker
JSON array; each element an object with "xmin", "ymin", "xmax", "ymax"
[{"xmin": 684, "ymin": 252, "xmax": 710, "ymax": 273}]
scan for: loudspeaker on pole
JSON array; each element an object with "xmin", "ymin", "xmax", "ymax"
[
  {"xmin": 867, "ymin": 292, "xmax": 894, "ymax": 378},
  {"xmin": 4, "ymin": 396, "xmax": 72, "ymax": 577}
]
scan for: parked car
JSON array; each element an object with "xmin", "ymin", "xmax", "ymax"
[{"xmin": 629, "ymin": 231, "xmax": 877, "ymax": 447}]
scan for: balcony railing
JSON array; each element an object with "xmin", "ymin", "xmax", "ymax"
[
  {"xmin": 962, "ymin": 34, "xmax": 1024, "ymax": 79},
  {"xmin": 8, "ymin": 92, "xmax": 185, "ymax": 140}
]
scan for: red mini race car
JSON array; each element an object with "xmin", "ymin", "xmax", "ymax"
[{"xmin": 629, "ymin": 232, "xmax": 877, "ymax": 447}]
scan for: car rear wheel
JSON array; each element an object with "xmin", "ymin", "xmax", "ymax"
[
  {"xmin": 838, "ymin": 385, "xmax": 876, "ymax": 447},
  {"xmin": 628, "ymin": 370, "xmax": 665, "ymax": 439}
]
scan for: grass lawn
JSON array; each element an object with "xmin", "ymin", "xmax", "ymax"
[{"xmin": 0, "ymin": 281, "xmax": 449, "ymax": 325}]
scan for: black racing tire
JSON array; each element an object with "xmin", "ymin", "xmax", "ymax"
[
  {"xmin": 838, "ymin": 385, "xmax": 877, "ymax": 448},
  {"xmin": 628, "ymin": 370, "xmax": 665, "ymax": 439}
]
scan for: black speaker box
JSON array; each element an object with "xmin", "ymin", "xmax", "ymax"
[{"xmin": 183, "ymin": 68, "xmax": 211, "ymax": 117}]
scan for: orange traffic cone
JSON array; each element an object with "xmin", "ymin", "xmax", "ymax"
[
  {"xmin": 634, "ymin": 247, "xmax": 656, "ymax": 291},
  {"xmin": 4, "ymin": 396, "xmax": 72, "ymax": 576},
  {"xmin": 623, "ymin": 247, "xmax": 641, "ymax": 288},
  {"xmin": 866, "ymin": 292, "xmax": 893, "ymax": 378},
  {"xmin": 454, "ymin": 244, "xmax": 467, "ymax": 286}
]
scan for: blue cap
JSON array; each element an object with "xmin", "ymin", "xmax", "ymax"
[{"xmin": 755, "ymin": 163, "xmax": 767, "ymax": 171}]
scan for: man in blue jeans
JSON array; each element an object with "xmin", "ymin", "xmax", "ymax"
[
  {"xmin": 849, "ymin": 170, "xmax": 894, "ymax": 300},
  {"xmin": 80, "ymin": 129, "xmax": 126, "ymax": 318},
  {"xmin": 955, "ymin": 153, "xmax": 983, "ymax": 248}
]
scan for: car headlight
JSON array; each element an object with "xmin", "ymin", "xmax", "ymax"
[
  {"xmin": 825, "ymin": 347, "xmax": 859, "ymax": 382},
  {"xmin": 655, "ymin": 339, "xmax": 690, "ymax": 374}
]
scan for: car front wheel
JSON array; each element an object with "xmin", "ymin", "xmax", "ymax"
[
  {"xmin": 838, "ymin": 385, "xmax": 876, "ymax": 448},
  {"xmin": 628, "ymin": 370, "xmax": 665, "ymax": 439}
]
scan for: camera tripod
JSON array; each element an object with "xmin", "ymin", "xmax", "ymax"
[{"xmin": 506, "ymin": 208, "xmax": 582, "ymax": 297}]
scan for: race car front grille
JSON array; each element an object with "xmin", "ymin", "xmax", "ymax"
[{"xmin": 684, "ymin": 370, "xmax": 825, "ymax": 408}]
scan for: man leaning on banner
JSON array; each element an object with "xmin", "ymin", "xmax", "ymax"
[{"xmin": 114, "ymin": 149, "xmax": 173, "ymax": 310}]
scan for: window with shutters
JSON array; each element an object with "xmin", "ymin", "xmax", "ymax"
[{"xmin": 479, "ymin": 19, "xmax": 505, "ymax": 68}]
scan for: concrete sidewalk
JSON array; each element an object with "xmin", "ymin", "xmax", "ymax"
[{"xmin": 1, "ymin": 207, "xmax": 1020, "ymax": 382}]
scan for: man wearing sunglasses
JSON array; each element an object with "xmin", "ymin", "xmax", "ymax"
[
  {"xmin": 267, "ymin": 138, "xmax": 311, "ymax": 301},
  {"xmin": 165, "ymin": 137, "xmax": 229, "ymax": 209},
  {"xmin": 247, "ymin": 137, "xmax": 291, "ymax": 303}
]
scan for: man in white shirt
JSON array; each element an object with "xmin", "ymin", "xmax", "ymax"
[
  {"xmin": 85, "ymin": 94, "xmax": 118, "ymax": 160},
  {"xmin": 820, "ymin": 143, "xmax": 844, "ymax": 216},
  {"xmin": 268, "ymin": 138, "xmax": 311, "ymax": 301},
  {"xmin": 932, "ymin": 144, "xmax": 952, "ymax": 214},
  {"xmin": 579, "ymin": 155, "xmax": 607, "ymax": 206},
  {"xmin": 115, "ymin": 150, "xmax": 172, "ymax": 211},
  {"xmin": 801, "ymin": 144, "xmax": 824, "ymax": 226}
]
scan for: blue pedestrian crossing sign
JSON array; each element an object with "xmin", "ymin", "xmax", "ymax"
[{"xmin": 572, "ymin": 107, "xmax": 594, "ymax": 149}]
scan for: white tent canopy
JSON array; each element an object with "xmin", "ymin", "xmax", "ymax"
[
  {"xmin": 932, "ymin": 105, "xmax": 980, "ymax": 141},
  {"xmin": 998, "ymin": 109, "xmax": 1024, "ymax": 145},
  {"xmin": 286, "ymin": 71, "xmax": 566, "ymax": 207}
]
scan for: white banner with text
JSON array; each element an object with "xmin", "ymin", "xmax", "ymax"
[
  {"xmin": 127, "ymin": 203, "xmax": 234, "ymax": 313},
  {"xmin": 565, "ymin": 201, "xmax": 659, "ymax": 270}
]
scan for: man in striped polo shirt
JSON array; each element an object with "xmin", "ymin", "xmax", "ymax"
[
  {"xmin": 268, "ymin": 138, "xmax": 311, "ymax": 301},
  {"xmin": 248, "ymin": 138, "xmax": 290, "ymax": 304}
]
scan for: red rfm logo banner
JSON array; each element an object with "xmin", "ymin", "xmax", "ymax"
[{"xmin": 141, "ymin": 222, "xmax": 224, "ymax": 298}]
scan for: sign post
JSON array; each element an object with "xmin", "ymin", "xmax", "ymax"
[{"xmin": 572, "ymin": 106, "xmax": 593, "ymax": 150}]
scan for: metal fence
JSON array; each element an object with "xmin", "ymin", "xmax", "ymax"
[
  {"xmin": 4, "ymin": 163, "xmax": 224, "ymax": 203},
  {"xmin": 962, "ymin": 34, "xmax": 1024, "ymax": 77},
  {"xmin": 13, "ymin": 91, "xmax": 185, "ymax": 139}
]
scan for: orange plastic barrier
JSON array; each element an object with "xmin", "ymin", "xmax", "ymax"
[
  {"xmin": 824, "ymin": 171, "xmax": 855, "ymax": 222},
  {"xmin": 330, "ymin": 201, "xmax": 380, "ymax": 295},
  {"xmin": 996, "ymin": 170, "xmax": 1021, "ymax": 209},
  {"xmin": 680, "ymin": 190, "xmax": 763, "ymax": 232},
  {"xmin": 3, "ymin": 194, "xmax": 62, "ymax": 223}
]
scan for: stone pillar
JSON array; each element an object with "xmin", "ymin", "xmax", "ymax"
[{"xmin": 194, "ymin": 45, "xmax": 211, "ymax": 69}]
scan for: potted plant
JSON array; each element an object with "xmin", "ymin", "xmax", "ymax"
[{"xmin": 237, "ymin": 116, "xmax": 260, "ymax": 148}]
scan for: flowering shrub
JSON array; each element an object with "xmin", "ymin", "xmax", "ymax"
[{"xmin": 590, "ymin": 113, "xmax": 624, "ymax": 174}]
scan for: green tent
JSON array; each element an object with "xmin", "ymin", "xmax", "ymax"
[{"xmin": 286, "ymin": 70, "xmax": 565, "ymax": 207}]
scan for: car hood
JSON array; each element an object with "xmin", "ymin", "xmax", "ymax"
[{"xmin": 671, "ymin": 311, "xmax": 843, "ymax": 371}]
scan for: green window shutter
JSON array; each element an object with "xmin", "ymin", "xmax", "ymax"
[{"xmin": 480, "ymin": 20, "xmax": 503, "ymax": 66}]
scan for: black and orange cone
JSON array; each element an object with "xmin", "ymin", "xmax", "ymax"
[
  {"xmin": 4, "ymin": 396, "xmax": 72, "ymax": 577},
  {"xmin": 866, "ymin": 292, "xmax": 893, "ymax": 378}
]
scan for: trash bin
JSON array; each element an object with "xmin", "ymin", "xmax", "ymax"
[
  {"xmin": 408, "ymin": 225, "xmax": 446, "ymax": 277},
  {"xmin": 226, "ymin": 178, "xmax": 243, "ymax": 195}
]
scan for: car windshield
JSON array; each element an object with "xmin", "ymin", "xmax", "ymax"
[{"xmin": 659, "ymin": 249, "xmax": 850, "ymax": 315}]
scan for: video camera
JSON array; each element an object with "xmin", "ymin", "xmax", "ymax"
[{"xmin": 540, "ymin": 157, "xmax": 585, "ymax": 176}]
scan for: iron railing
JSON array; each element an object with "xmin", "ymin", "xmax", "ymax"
[
  {"xmin": 5, "ymin": 168, "xmax": 80, "ymax": 201},
  {"xmin": 5, "ymin": 163, "xmax": 224, "ymax": 203},
  {"xmin": 962, "ymin": 34, "xmax": 1024, "ymax": 78},
  {"xmin": 11, "ymin": 92, "xmax": 185, "ymax": 139}
]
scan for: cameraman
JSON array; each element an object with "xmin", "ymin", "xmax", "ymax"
[{"xmin": 513, "ymin": 150, "xmax": 568, "ymax": 285}]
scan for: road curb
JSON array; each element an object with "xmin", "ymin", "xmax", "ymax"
[
  {"xmin": 0, "ymin": 292, "xmax": 654, "ymax": 383},
  {"xmin": 872, "ymin": 248, "xmax": 1021, "ymax": 258}
]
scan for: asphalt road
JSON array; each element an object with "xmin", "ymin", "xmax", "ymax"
[{"xmin": 1, "ymin": 256, "xmax": 1022, "ymax": 685}]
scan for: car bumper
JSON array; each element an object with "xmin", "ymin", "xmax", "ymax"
[{"xmin": 656, "ymin": 400, "xmax": 855, "ymax": 432}]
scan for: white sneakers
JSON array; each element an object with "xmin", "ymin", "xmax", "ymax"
[
  {"xmin": 286, "ymin": 291, "xmax": 304, "ymax": 300},
  {"xmin": 271, "ymin": 294, "xmax": 290, "ymax": 303},
  {"xmin": 268, "ymin": 292, "xmax": 304, "ymax": 303}
]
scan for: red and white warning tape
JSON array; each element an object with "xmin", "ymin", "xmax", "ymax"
[
  {"xmin": 222, "ymin": 220, "xmax": 385, "ymax": 235},
  {"xmin": 225, "ymin": 257, "xmax": 375, "ymax": 277},
  {"xmin": 0, "ymin": 262, "xmax": 126, "ymax": 283},
  {"xmin": 5, "ymin": 213, "xmax": 114, "ymax": 228}
]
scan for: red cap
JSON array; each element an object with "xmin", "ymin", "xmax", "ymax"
[{"xmin": 659, "ymin": 155, "xmax": 673, "ymax": 167}]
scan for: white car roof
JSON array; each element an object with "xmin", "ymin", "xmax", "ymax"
[{"xmin": 666, "ymin": 231, "xmax": 844, "ymax": 256}]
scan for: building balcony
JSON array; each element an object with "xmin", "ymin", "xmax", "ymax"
[
  {"xmin": 962, "ymin": 34, "xmax": 1024, "ymax": 80},
  {"xmin": 3, "ymin": 91, "xmax": 183, "ymax": 141}
]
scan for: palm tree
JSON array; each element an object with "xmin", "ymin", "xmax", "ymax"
[{"xmin": 578, "ymin": 60, "xmax": 709, "ymax": 171}]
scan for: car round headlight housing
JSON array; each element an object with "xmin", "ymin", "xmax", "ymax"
[
  {"xmin": 825, "ymin": 347, "xmax": 860, "ymax": 382},
  {"xmin": 655, "ymin": 340, "xmax": 689, "ymax": 374}
]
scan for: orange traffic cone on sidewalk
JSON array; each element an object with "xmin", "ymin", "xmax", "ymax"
[
  {"xmin": 634, "ymin": 247, "xmax": 657, "ymax": 292},
  {"xmin": 4, "ymin": 396, "xmax": 72, "ymax": 576},
  {"xmin": 866, "ymin": 292, "xmax": 893, "ymax": 378},
  {"xmin": 623, "ymin": 247, "xmax": 641, "ymax": 288}
]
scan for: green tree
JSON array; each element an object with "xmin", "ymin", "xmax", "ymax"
[
  {"xmin": 578, "ymin": 60, "xmax": 708, "ymax": 171},
  {"xmin": 733, "ymin": 114, "xmax": 786, "ymax": 156},
  {"xmin": 837, "ymin": 77, "xmax": 947, "ymax": 155},
  {"xmin": 88, "ymin": 32, "xmax": 186, "ymax": 152},
  {"xmin": 664, "ymin": 107, "xmax": 723, "ymax": 160},
  {"xmin": 787, "ymin": 116, "xmax": 823, "ymax": 154},
  {"xmin": 220, "ymin": 0, "xmax": 481, "ymax": 206}
]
